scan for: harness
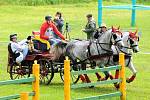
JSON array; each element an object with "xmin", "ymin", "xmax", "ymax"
[
  {"xmin": 86, "ymin": 33, "xmax": 121, "ymax": 62},
  {"xmin": 112, "ymin": 37, "xmax": 136, "ymax": 66}
]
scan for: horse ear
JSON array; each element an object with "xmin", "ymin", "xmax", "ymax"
[
  {"xmin": 118, "ymin": 26, "xmax": 120, "ymax": 30},
  {"xmin": 135, "ymin": 29, "xmax": 138, "ymax": 35},
  {"xmin": 112, "ymin": 26, "xmax": 114, "ymax": 32}
]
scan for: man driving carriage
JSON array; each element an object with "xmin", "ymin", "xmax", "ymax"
[
  {"xmin": 94, "ymin": 23, "xmax": 108, "ymax": 39},
  {"xmin": 40, "ymin": 15, "xmax": 65, "ymax": 48},
  {"xmin": 99, "ymin": 23, "xmax": 107, "ymax": 33}
]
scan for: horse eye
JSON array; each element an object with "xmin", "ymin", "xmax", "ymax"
[
  {"xmin": 113, "ymin": 34, "xmax": 117, "ymax": 40},
  {"xmin": 130, "ymin": 39, "xmax": 134, "ymax": 44}
]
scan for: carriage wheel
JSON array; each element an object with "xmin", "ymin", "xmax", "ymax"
[
  {"xmin": 37, "ymin": 59, "xmax": 54, "ymax": 85},
  {"xmin": 59, "ymin": 66, "xmax": 64, "ymax": 82},
  {"xmin": 59, "ymin": 60, "xmax": 80, "ymax": 84},
  {"xmin": 10, "ymin": 62, "xmax": 30, "ymax": 80}
]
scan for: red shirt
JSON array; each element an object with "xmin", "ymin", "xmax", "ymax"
[{"xmin": 40, "ymin": 21, "xmax": 65, "ymax": 40}]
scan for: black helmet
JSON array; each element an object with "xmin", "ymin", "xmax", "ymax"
[
  {"xmin": 10, "ymin": 34, "xmax": 17, "ymax": 41},
  {"xmin": 86, "ymin": 14, "xmax": 92, "ymax": 18},
  {"xmin": 45, "ymin": 15, "xmax": 52, "ymax": 21}
]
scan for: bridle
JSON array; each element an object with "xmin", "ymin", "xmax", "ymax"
[
  {"xmin": 88, "ymin": 31, "xmax": 123, "ymax": 56},
  {"xmin": 114, "ymin": 35, "xmax": 139, "ymax": 55},
  {"xmin": 128, "ymin": 37, "xmax": 139, "ymax": 48}
]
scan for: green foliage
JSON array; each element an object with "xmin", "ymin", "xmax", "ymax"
[
  {"xmin": 0, "ymin": 0, "xmax": 96, "ymax": 5},
  {"xmin": 0, "ymin": 2, "xmax": 150, "ymax": 100},
  {"xmin": 0, "ymin": 0, "xmax": 149, "ymax": 5}
]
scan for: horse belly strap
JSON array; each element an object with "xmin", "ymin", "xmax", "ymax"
[
  {"xmin": 88, "ymin": 53, "xmax": 113, "ymax": 60},
  {"xmin": 113, "ymin": 54, "xmax": 132, "ymax": 62}
]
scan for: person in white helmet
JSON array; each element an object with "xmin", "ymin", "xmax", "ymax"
[
  {"xmin": 99, "ymin": 23, "xmax": 107, "ymax": 33},
  {"xmin": 94, "ymin": 23, "xmax": 107, "ymax": 39}
]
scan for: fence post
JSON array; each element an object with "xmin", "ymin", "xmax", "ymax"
[
  {"xmin": 98, "ymin": 0, "xmax": 102, "ymax": 26},
  {"xmin": 64, "ymin": 56, "xmax": 71, "ymax": 100},
  {"xmin": 32, "ymin": 60, "xmax": 39, "ymax": 100},
  {"xmin": 20, "ymin": 92, "xmax": 29, "ymax": 100},
  {"xmin": 119, "ymin": 53, "xmax": 126, "ymax": 100},
  {"xmin": 131, "ymin": 0, "xmax": 136, "ymax": 27}
]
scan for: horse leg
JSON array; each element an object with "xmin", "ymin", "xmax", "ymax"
[
  {"xmin": 73, "ymin": 60, "xmax": 86, "ymax": 83},
  {"xmin": 115, "ymin": 70, "xmax": 119, "ymax": 79},
  {"xmin": 91, "ymin": 61, "xmax": 102, "ymax": 81},
  {"xmin": 112, "ymin": 70, "xmax": 120, "ymax": 89},
  {"xmin": 126, "ymin": 60, "xmax": 137, "ymax": 83},
  {"xmin": 97, "ymin": 65, "xmax": 109, "ymax": 81},
  {"xmin": 95, "ymin": 72, "xmax": 102, "ymax": 81},
  {"xmin": 127, "ymin": 75, "xmax": 136, "ymax": 83},
  {"xmin": 82, "ymin": 63, "xmax": 91, "ymax": 83},
  {"xmin": 79, "ymin": 75, "xmax": 86, "ymax": 83},
  {"xmin": 101, "ymin": 71, "xmax": 110, "ymax": 81}
]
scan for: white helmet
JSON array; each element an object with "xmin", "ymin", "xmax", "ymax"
[
  {"xmin": 100, "ymin": 23, "xmax": 107, "ymax": 28},
  {"xmin": 16, "ymin": 52, "xmax": 24, "ymax": 63}
]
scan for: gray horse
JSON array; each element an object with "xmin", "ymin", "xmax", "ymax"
[
  {"xmin": 93, "ymin": 29, "xmax": 140, "ymax": 84},
  {"xmin": 110, "ymin": 30, "xmax": 139, "ymax": 83},
  {"xmin": 62, "ymin": 26, "xmax": 124, "ymax": 83}
]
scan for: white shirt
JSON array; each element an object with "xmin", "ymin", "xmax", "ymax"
[
  {"xmin": 10, "ymin": 39, "xmax": 28, "ymax": 53},
  {"xmin": 45, "ymin": 27, "xmax": 54, "ymax": 38}
]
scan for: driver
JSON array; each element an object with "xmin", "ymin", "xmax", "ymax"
[
  {"xmin": 99, "ymin": 23, "xmax": 107, "ymax": 33},
  {"xmin": 94, "ymin": 23, "xmax": 107, "ymax": 39},
  {"xmin": 40, "ymin": 15, "xmax": 65, "ymax": 47}
]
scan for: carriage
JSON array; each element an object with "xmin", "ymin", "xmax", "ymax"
[
  {"xmin": 7, "ymin": 27, "xmax": 139, "ymax": 85},
  {"xmin": 7, "ymin": 32, "xmax": 80, "ymax": 85}
]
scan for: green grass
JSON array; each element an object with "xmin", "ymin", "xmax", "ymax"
[{"xmin": 0, "ymin": 2, "xmax": 150, "ymax": 100}]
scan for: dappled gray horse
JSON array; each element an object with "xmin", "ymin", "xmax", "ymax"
[
  {"xmin": 94, "ymin": 29, "xmax": 140, "ymax": 83},
  {"xmin": 65, "ymin": 26, "xmax": 124, "ymax": 83},
  {"xmin": 110, "ymin": 30, "xmax": 139, "ymax": 83}
]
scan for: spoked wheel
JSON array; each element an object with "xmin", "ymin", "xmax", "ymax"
[
  {"xmin": 10, "ymin": 62, "xmax": 30, "ymax": 80},
  {"xmin": 37, "ymin": 59, "xmax": 54, "ymax": 85},
  {"xmin": 60, "ymin": 65, "xmax": 64, "ymax": 82},
  {"xmin": 60, "ymin": 59, "xmax": 80, "ymax": 84}
]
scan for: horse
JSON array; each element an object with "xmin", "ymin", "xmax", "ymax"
[
  {"xmin": 111, "ymin": 30, "xmax": 139, "ymax": 83},
  {"xmin": 51, "ymin": 26, "xmax": 124, "ymax": 83},
  {"xmin": 94, "ymin": 29, "xmax": 140, "ymax": 83}
]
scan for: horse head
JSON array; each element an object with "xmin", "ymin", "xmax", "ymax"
[
  {"xmin": 50, "ymin": 41, "xmax": 68, "ymax": 61},
  {"xmin": 111, "ymin": 26, "xmax": 124, "ymax": 48},
  {"xmin": 129, "ymin": 30, "xmax": 140, "ymax": 53}
]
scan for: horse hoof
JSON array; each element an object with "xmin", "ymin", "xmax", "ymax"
[
  {"xmin": 114, "ymin": 84, "xmax": 120, "ymax": 89},
  {"xmin": 100, "ymin": 78, "xmax": 106, "ymax": 81},
  {"xmin": 126, "ymin": 78, "xmax": 130, "ymax": 83},
  {"xmin": 97, "ymin": 79, "xmax": 101, "ymax": 81},
  {"xmin": 89, "ymin": 86, "xmax": 94, "ymax": 88}
]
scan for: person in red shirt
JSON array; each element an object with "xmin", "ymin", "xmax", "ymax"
[{"xmin": 40, "ymin": 15, "xmax": 65, "ymax": 47}]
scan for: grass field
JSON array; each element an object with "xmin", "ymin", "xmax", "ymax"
[{"xmin": 0, "ymin": 2, "xmax": 150, "ymax": 100}]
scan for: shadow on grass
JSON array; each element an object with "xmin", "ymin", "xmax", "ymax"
[{"xmin": 73, "ymin": 86, "xmax": 116, "ymax": 93}]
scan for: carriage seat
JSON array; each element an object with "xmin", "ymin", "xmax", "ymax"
[
  {"xmin": 7, "ymin": 43, "xmax": 22, "ymax": 62},
  {"xmin": 32, "ymin": 31, "xmax": 50, "ymax": 51}
]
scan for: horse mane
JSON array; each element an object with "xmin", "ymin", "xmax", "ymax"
[{"xmin": 98, "ymin": 29, "xmax": 112, "ymax": 43}]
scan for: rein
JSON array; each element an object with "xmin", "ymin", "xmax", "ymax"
[{"xmin": 86, "ymin": 33, "xmax": 117, "ymax": 61}]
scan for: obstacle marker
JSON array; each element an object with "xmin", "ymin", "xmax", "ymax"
[
  {"xmin": 64, "ymin": 53, "xmax": 126, "ymax": 100},
  {"xmin": 0, "ymin": 61, "xmax": 39, "ymax": 100}
]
